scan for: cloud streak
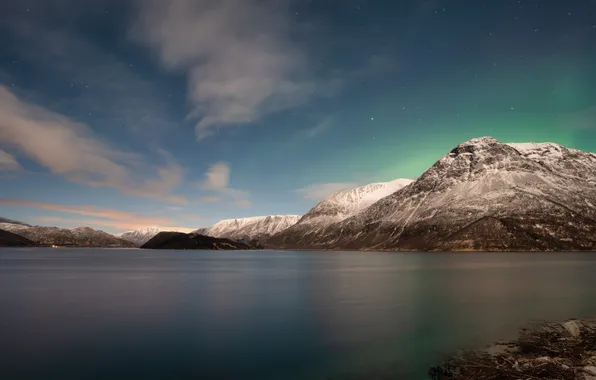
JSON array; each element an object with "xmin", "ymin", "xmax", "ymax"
[
  {"xmin": 1, "ymin": 6, "xmax": 178, "ymax": 138},
  {"xmin": 0, "ymin": 198, "xmax": 189, "ymax": 228},
  {"xmin": 133, "ymin": 0, "xmax": 313, "ymax": 140},
  {"xmin": 201, "ymin": 162, "xmax": 231, "ymax": 190},
  {"xmin": 298, "ymin": 116, "xmax": 336, "ymax": 138},
  {"xmin": 198, "ymin": 162, "xmax": 252, "ymax": 206},
  {"xmin": 36, "ymin": 216, "xmax": 196, "ymax": 233},
  {"xmin": 0, "ymin": 86, "xmax": 186, "ymax": 203},
  {"xmin": 0, "ymin": 149, "xmax": 21, "ymax": 171},
  {"xmin": 0, "ymin": 198, "xmax": 195, "ymax": 232},
  {"xmin": 296, "ymin": 182, "xmax": 361, "ymax": 201}
]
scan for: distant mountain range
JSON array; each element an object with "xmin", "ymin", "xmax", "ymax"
[
  {"xmin": 3, "ymin": 137, "xmax": 596, "ymax": 251},
  {"xmin": 0, "ymin": 223, "xmax": 136, "ymax": 248}
]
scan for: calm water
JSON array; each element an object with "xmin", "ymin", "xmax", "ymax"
[{"xmin": 1, "ymin": 249, "xmax": 596, "ymax": 380}]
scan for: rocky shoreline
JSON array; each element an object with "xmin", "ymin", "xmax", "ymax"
[{"xmin": 429, "ymin": 319, "xmax": 596, "ymax": 380}]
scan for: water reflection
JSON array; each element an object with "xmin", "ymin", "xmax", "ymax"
[{"xmin": 1, "ymin": 250, "xmax": 596, "ymax": 380}]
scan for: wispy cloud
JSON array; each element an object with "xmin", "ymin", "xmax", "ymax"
[
  {"xmin": 200, "ymin": 195, "xmax": 222, "ymax": 203},
  {"xmin": 198, "ymin": 162, "xmax": 251, "ymax": 206},
  {"xmin": 296, "ymin": 182, "xmax": 361, "ymax": 201},
  {"xmin": 133, "ymin": 0, "xmax": 314, "ymax": 140},
  {"xmin": 201, "ymin": 162, "xmax": 231, "ymax": 190},
  {"xmin": 0, "ymin": 86, "xmax": 186, "ymax": 203},
  {"xmin": 1, "ymin": 4, "xmax": 177, "ymax": 138},
  {"xmin": 299, "ymin": 116, "xmax": 335, "ymax": 138},
  {"xmin": 0, "ymin": 149, "xmax": 21, "ymax": 171},
  {"xmin": 0, "ymin": 198, "xmax": 194, "ymax": 232},
  {"xmin": 234, "ymin": 200, "xmax": 253, "ymax": 207}
]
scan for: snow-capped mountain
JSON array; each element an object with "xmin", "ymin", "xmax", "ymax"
[
  {"xmin": 0, "ymin": 223, "xmax": 137, "ymax": 248},
  {"xmin": 266, "ymin": 178, "xmax": 413, "ymax": 245},
  {"xmin": 298, "ymin": 178, "xmax": 414, "ymax": 225},
  {"xmin": 117, "ymin": 227, "xmax": 191, "ymax": 246},
  {"xmin": 267, "ymin": 137, "xmax": 596, "ymax": 251},
  {"xmin": 197, "ymin": 215, "xmax": 301, "ymax": 242},
  {"xmin": 0, "ymin": 222, "xmax": 33, "ymax": 234}
]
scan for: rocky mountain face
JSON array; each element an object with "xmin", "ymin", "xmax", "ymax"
[
  {"xmin": 197, "ymin": 215, "xmax": 301, "ymax": 242},
  {"xmin": 0, "ymin": 229, "xmax": 36, "ymax": 247},
  {"xmin": 141, "ymin": 232, "xmax": 253, "ymax": 250},
  {"xmin": 0, "ymin": 223, "xmax": 137, "ymax": 248},
  {"xmin": 118, "ymin": 227, "xmax": 189, "ymax": 246},
  {"xmin": 267, "ymin": 137, "xmax": 596, "ymax": 251}
]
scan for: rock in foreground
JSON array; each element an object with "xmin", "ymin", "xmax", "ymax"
[
  {"xmin": 0, "ymin": 229, "xmax": 36, "ymax": 247},
  {"xmin": 430, "ymin": 319, "xmax": 596, "ymax": 380},
  {"xmin": 141, "ymin": 232, "xmax": 254, "ymax": 250}
]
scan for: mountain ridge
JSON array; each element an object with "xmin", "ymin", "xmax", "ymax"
[
  {"xmin": 266, "ymin": 137, "xmax": 596, "ymax": 251},
  {"xmin": 0, "ymin": 223, "xmax": 137, "ymax": 248},
  {"xmin": 197, "ymin": 215, "xmax": 301, "ymax": 242}
]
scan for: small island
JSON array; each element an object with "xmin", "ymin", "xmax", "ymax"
[{"xmin": 140, "ymin": 231, "xmax": 256, "ymax": 250}]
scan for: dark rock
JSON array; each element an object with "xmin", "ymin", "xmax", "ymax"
[
  {"xmin": 0, "ymin": 229, "xmax": 36, "ymax": 247},
  {"xmin": 141, "ymin": 232, "xmax": 254, "ymax": 250}
]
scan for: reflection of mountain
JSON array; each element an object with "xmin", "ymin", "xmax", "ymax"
[
  {"xmin": 268, "ymin": 137, "xmax": 596, "ymax": 251},
  {"xmin": 0, "ymin": 223, "xmax": 137, "ymax": 248}
]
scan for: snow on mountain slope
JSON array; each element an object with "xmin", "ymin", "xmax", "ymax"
[
  {"xmin": 199, "ymin": 215, "xmax": 301, "ymax": 241},
  {"xmin": 297, "ymin": 178, "xmax": 414, "ymax": 225},
  {"xmin": 0, "ymin": 224, "xmax": 137, "ymax": 247},
  {"xmin": 0, "ymin": 217, "xmax": 30, "ymax": 226},
  {"xmin": 0, "ymin": 223, "xmax": 30, "ymax": 233},
  {"xmin": 117, "ymin": 227, "xmax": 193, "ymax": 246},
  {"xmin": 268, "ymin": 137, "xmax": 596, "ymax": 251}
]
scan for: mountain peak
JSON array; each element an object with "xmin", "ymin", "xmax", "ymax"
[
  {"xmin": 266, "ymin": 137, "xmax": 596, "ymax": 251},
  {"xmin": 448, "ymin": 136, "xmax": 507, "ymax": 156},
  {"xmin": 460, "ymin": 136, "xmax": 500, "ymax": 145}
]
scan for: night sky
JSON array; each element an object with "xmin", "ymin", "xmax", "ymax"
[{"xmin": 0, "ymin": 0, "xmax": 595, "ymax": 232}]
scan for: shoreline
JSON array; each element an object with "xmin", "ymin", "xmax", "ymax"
[{"xmin": 429, "ymin": 318, "xmax": 596, "ymax": 380}]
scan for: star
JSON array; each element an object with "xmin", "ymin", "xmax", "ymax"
[{"xmin": 370, "ymin": 117, "xmax": 374, "ymax": 121}]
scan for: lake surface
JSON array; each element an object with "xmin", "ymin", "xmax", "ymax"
[{"xmin": 1, "ymin": 249, "xmax": 596, "ymax": 380}]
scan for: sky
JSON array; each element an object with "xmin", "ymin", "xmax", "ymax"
[{"xmin": 0, "ymin": 0, "xmax": 595, "ymax": 233}]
